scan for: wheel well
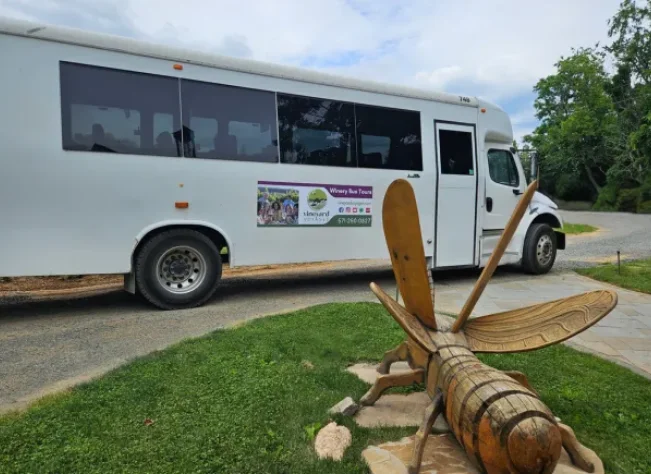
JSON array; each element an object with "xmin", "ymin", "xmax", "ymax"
[
  {"xmin": 530, "ymin": 214, "xmax": 565, "ymax": 250},
  {"xmin": 531, "ymin": 213, "xmax": 562, "ymax": 229},
  {"xmin": 132, "ymin": 225, "xmax": 229, "ymax": 267}
]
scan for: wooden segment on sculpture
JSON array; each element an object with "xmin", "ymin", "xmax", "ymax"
[
  {"xmin": 464, "ymin": 289, "xmax": 618, "ymax": 353},
  {"xmin": 377, "ymin": 341, "xmax": 410, "ymax": 374},
  {"xmin": 369, "ymin": 282, "xmax": 437, "ymax": 353},
  {"xmin": 558, "ymin": 423, "xmax": 596, "ymax": 473},
  {"xmin": 469, "ymin": 379, "xmax": 531, "ymax": 473},
  {"xmin": 506, "ymin": 416, "xmax": 562, "ymax": 474},
  {"xmin": 359, "ymin": 368, "xmax": 425, "ymax": 406},
  {"xmin": 502, "ymin": 370, "xmax": 539, "ymax": 396},
  {"xmin": 408, "ymin": 393, "xmax": 444, "ymax": 474},
  {"xmin": 437, "ymin": 346, "xmax": 473, "ymax": 364},
  {"xmin": 451, "ymin": 180, "xmax": 539, "ymax": 333},
  {"xmin": 381, "ymin": 179, "xmax": 437, "ymax": 329},
  {"xmin": 433, "ymin": 346, "xmax": 562, "ymax": 474},
  {"xmin": 438, "ymin": 356, "xmax": 482, "ymax": 396},
  {"xmin": 447, "ymin": 369, "xmax": 513, "ymax": 442},
  {"xmin": 425, "ymin": 356, "xmax": 441, "ymax": 398},
  {"xmin": 449, "ymin": 368, "xmax": 538, "ymax": 456},
  {"xmin": 476, "ymin": 390, "xmax": 561, "ymax": 473},
  {"xmin": 407, "ymin": 340, "xmax": 430, "ymax": 371},
  {"xmin": 431, "ymin": 330, "xmax": 472, "ymax": 349}
]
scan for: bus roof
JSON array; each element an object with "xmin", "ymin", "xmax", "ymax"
[{"xmin": 0, "ymin": 15, "xmax": 486, "ymax": 109}]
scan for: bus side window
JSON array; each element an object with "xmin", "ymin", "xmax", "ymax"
[
  {"xmin": 355, "ymin": 104, "xmax": 422, "ymax": 171},
  {"xmin": 180, "ymin": 79, "xmax": 278, "ymax": 163},
  {"xmin": 59, "ymin": 61, "xmax": 181, "ymax": 158},
  {"xmin": 277, "ymin": 93, "xmax": 357, "ymax": 168},
  {"xmin": 153, "ymin": 113, "xmax": 180, "ymax": 157}
]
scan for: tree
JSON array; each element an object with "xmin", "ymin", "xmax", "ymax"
[
  {"xmin": 526, "ymin": 47, "xmax": 618, "ymax": 197},
  {"xmin": 607, "ymin": 0, "xmax": 651, "ymax": 85},
  {"xmin": 605, "ymin": 0, "xmax": 651, "ymax": 186}
]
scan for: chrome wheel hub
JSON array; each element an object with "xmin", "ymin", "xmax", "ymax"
[
  {"xmin": 536, "ymin": 234, "xmax": 553, "ymax": 267},
  {"xmin": 156, "ymin": 245, "xmax": 206, "ymax": 294}
]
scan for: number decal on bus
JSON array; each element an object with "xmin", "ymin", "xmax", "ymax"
[{"xmin": 459, "ymin": 96, "xmax": 471, "ymax": 103}]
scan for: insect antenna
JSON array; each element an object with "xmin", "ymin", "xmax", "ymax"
[{"xmin": 450, "ymin": 180, "xmax": 539, "ymax": 333}]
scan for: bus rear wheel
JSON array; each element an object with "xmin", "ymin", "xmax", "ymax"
[
  {"xmin": 522, "ymin": 223, "xmax": 557, "ymax": 275},
  {"xmin": 135, "ymin": 229, "xmax": 222, "ymax": 310}
]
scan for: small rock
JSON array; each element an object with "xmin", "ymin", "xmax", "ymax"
[
  {"xmin": 314, "ymin": 422, "xmax": 352, "ymax": 461},
  {"xmin": 329, "ymin": 396, "xmax": 359, "ymax": 417},
  {"xmin": 301, "ymin": 360, "xmax": 314, "ymax": 370}
]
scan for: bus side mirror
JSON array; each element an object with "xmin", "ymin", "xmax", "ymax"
[{"xmin": 530, "ymin": 152, "xmax": 539, "ymax": 183}]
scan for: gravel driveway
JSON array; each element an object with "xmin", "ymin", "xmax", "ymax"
[
  {"xmin": 1, "ymin": 210, "xmax": 650, "ymax": 414},
  {"xmin": 557, "ymin": 210, "xmax": 651, "ymax": 269}
]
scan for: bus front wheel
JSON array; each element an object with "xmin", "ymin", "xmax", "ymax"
[
  {"xmin": 135, "ymin": 229, "xmax": 222, "ymax": 310},
  {"xmin": 522, "ymin": 223, "xmax": 557, "ymax": 275}
]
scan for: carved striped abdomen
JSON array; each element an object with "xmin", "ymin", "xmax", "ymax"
[{"xmin": 437, "ymin": 346, "xmax": 562, "ymax": 474}]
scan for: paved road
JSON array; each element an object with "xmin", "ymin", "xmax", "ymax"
[
  {"xmin": 1, "ymin": 211, "xmax": 650, "ymax": 414},
  {"xmin": 557, "ymin": 210, "xmax": 651, "ymax": 269}
]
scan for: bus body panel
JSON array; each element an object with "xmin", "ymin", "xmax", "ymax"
[{"xmin": 0, "ymin": 18, "xmax": 544, "ymax": 280}]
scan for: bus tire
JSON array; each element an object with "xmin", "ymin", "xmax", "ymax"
[
  {"xmin": 135, "ymin": 229, "xmax": 222, "ymax": 310},
  {"xmin": 522, "ymin": 223, "xmax": 557, "ymax": 275}
]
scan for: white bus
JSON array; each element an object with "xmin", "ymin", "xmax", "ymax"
[{"xmin": 0, "ymin": 17, "xmax": 565, "ymax": 310}]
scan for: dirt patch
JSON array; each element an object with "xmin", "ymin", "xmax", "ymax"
[
  {"xmin": 0, "ymin": 274, "xmax": 122, "ymax": 292},
  {"xmin": 0, "ymin": 260, "xmax": 372, "ymax": 295},
  {"xmin": 565, "ymin": 228, "xmax": 606, "ymax": 239}
]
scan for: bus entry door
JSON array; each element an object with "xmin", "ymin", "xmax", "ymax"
[{"xmin": 434, "ymin": 122, "xmax": 478, "ymax": 268}]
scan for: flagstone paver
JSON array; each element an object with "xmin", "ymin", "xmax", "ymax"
[{"xmin": 434, "ymin": 271, "xmax": 651, "ymax": 379}]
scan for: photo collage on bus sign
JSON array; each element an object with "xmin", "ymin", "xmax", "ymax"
[{"xmin": 257, "ymin": 181, "xmax": 373, "ymax": 227}]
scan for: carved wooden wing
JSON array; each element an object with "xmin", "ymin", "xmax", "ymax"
[
  {"xmin": 464, "ymin": 289, "xmax": 618, "ymax": 353},
  {"xmin": 369, "ymin": 282, "xmax": 437, "ymax": 353},
  {"xmin": 381, "ymin": 179, "xmax": 437, "ymax": 330}
]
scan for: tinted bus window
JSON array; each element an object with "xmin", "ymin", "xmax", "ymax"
[
  {"xmin": 277, "ymin": 93, "xmax": 357, "ymax": 167},
  {"xmin": 355, "ymin": 104, "xmax": 422, "ymax": 171},
  {"xmin": 439, "ymin": 129, "xmax": 475, "ymax": 175},
  {"xmin": 59, "ymin": 62, "xmax": 182, "ymax": 157},
  {"xmin": 180, "ymin": 79, "xmax": 279, "ymax": 163}
]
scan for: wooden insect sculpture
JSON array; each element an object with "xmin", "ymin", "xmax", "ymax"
[{"xmin": 362, "ymin": 178, "xmax": 618, "ymax": 474}]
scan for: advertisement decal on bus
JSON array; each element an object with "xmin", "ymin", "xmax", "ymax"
[{"xmin": 257, "ymin": 181, "xmax": 373, "ymax": 227}]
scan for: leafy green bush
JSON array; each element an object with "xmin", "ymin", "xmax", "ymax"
[
  {"xmin": 639, "ymin": 179, "xmax": 651, "ymax": 201},
  {"xmin": 593, "ymin": 183, "xmax": 618, "ymax": 211},
  {"xmin": 617, "ymin": 188, "xmax": 641, "ymax": 212},
  {"xmin": 638, "ymin": 200, "xmax": 651, "ymax": 213},
  {"xmin": 554, "ymin": 173, "xmax": 596, "ymax": 201},
  {"xmin": 636, "ymin": 178, "xmax": 651, "ymax": 213}
]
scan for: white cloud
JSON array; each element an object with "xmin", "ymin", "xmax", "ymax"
[{"xmin": 0, "ymin": 0, "xmax": 622, "ymax": 138}]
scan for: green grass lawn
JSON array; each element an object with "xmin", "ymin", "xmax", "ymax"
[
  {"xmin": 559, "ymin": 222, "xmax": 599, "ymax": 234},
  {"xmin": 1, "ymin": 303, "xmax": 650, "ymax": 474},
  {"xmin": 577, "ymin": 257, "xmax": 651, "ymax": 295}
]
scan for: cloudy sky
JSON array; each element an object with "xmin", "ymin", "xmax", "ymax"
[{"xmin": 1, "ymin": 0, "xmax": 623, "ymax": 142}]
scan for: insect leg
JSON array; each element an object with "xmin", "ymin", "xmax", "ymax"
[
  {"xmin": 359, "ymin": 369, "xmax": 425, "ymax": 406},
  {"xmin": 502, "ymin": 370, "xmax": 539, "ymax": 396},
  {"xmin": 558, "ymin": 423, "xmax": 596, "ymax": 472},
  {"xmin": 377, "ymin": 340, "xmax": 410, "ymax": 374},
  {"xmin": 408, "ymin": 391, "xmax": 444, "ymax": 474}
]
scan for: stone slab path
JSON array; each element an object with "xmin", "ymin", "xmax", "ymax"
[{"xmin": 431, "ymin": 271, "xmax": 651, "ymax": 379}]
